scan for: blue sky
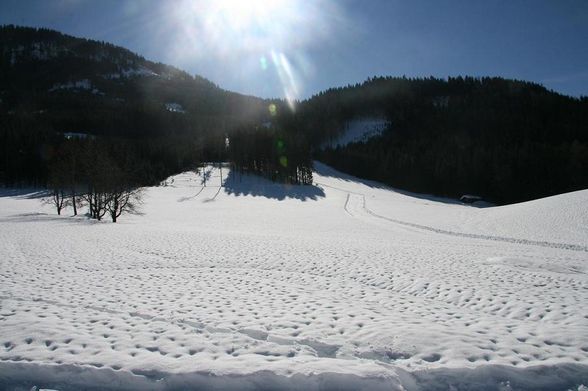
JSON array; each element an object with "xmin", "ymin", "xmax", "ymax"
[{"xmin": 1, "ymin": 0, "xmax": 587, "ymax": 99}]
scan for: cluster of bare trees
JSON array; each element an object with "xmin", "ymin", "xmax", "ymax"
[{"xmin": 46, "ymin": 138, "xmax": 142, "ymax": 223}]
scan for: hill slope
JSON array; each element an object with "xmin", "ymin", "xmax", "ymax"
[
  {"xmin": 0, "ymin": 25, "xmax": 269, "ymax": 135},
  {"xmin": 299, "ymin": 76, "xmax": 588, "ymax": 204},
  {"xmin": 0, "ymin": 25, "xmax": 271, "ymax": 185}
]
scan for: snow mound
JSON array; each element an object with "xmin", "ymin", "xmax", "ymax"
[{"xmin": 1, "ymin": 361, "xmax": 586, "ymax": 391}]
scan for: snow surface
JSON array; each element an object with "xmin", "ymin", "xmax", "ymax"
[
  {"xmin": 165, "ymin": 103, "xmax": 186, "ymax": 113},
  {"xmin": 1, "ymin": 163, "xmax": 587, "ymax": 390},
  {"xmin": 322, "ymin": 118, "xmax": 389, "ymax": 149},
  {"xmin": 104, "ymin": 66, "xmax": 159, "ymax": 80},
  {"xmin": 63, "ymin": 133, "xmax": 92, "ymax": 140},
  {"xmin": 48, "ymin": 79, "xmax": 103, "ymax": 95}
]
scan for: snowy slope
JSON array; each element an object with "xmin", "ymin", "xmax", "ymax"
[
  {"xmin": 1, "ymin": 164, "xmax": 587, "ymax": 390},
  {"xmin": 322, "ymin": 118, "xmax": 389, "ymax": 149}
]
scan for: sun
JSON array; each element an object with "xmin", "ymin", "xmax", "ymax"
[
  {"xmin": 199, "ymin": 0, "xmax": 292, "ymax": 46},
  {"xmin": 165, "ymin": 0, "xmax": 344, "ymax": 107},
  {"xmin": 213, "ymin": 0, "xmax": 286, "ymax": 32},
  {"xmin": 170, "ymin": 0, "xmax": 337, "ymax": 55}
]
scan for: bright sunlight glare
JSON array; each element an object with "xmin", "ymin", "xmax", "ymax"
[
  {"xmin": 163, "ymin": 0, "xmax": 347, "ymax": 109},
  {"xmin": 212, "ymin": 0, "xmax": 287, "ymax": 35}
]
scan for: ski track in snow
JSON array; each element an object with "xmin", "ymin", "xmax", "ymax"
[
  {"xmin": 1, "ymin": 163, "xmax": 587, "ymax": 390},
  {"xmin": 335, "ymin": 185, "xmax": 588, "ymax": 252}
]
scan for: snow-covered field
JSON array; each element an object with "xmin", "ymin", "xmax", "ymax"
[{"xmin": 1, "ymin": 163, "xmax": 587, "ymax": 391}]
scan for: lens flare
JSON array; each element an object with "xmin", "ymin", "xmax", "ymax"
[
  {"xmin": 260, "ymin": 56, "xmax": 268, "ymax": 71},
  {"xmin": 271, "ymin": 50, "xmax": 299, "ymax": 111},
  {"xmin": 279, "ymin": 156, "xmax": 288, "ymax": 168},
  {"xmin": 268, "ymin": 103, "xmax": 277, "ymax": 116}
]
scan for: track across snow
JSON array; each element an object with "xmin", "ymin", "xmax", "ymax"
[
  {"xmin": 1, "ymin": 163, "xmax": 587, "ymax": 390},
  {"xmin": 339, "ymin": 188, "xmax": 588, "ymax": 252}
]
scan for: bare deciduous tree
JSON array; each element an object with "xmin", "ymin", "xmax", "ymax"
[
  {"xmin": 106, "ymin": 187, "xmax": 142, "ymax": 223},
  {"xmin": 46, "ymin": 188, "xmax": 67, "ymax": 215},
  {"xmin": 45, "ymin": 138, "xmax": 144, "ymax": 223},
  {"xmin": 46, "ymin": 152, "xmax": 69, "ymax": 215}
]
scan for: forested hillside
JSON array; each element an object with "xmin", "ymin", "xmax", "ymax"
[
  {"xmin": 2, "ymin": 26, "xmax": 587, "ymax": 204},
  {"xmin": 297, "ymin": 77, "xmax": 588, "ymax": 204},
  {"xmin": 0, "ymin": 25, "xmax": 272, "ymax": 186}
]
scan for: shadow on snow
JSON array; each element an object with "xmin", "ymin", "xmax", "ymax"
[
  {"xmin": 223, "ymin": 169, "xmax": 325, "ymax": 201},
  {"xmin": 0, "ymin": 188, "xmax": 48, "ymax": 199},
  {"xmin": 313, "ymin": 160, "xmax": 492, "ymax": 208},
  {"xmin": 1, "ymin": 361, "xmax": 587, "ymax": 391}
]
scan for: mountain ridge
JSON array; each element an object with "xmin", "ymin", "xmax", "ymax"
[{"xmin": 2, "ymin": 25, "xmax": 587, "ymax": 204}]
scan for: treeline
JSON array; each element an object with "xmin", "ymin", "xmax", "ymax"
[
  {"xmin": 301, "ymin": 76, "xmax": 588, "ymax": 204},
  {"xmin": 0, "ymin": 111, "xmax": 204, "ymax": 187},
  {"xmin": 228, "ymin": 125, "xmax": 313, "ymax": 185}
]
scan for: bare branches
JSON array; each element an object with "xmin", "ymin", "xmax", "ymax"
[
  {"xmin": 45, "ymin": 138, "xmax": 143, "ymax": 222},
  {"xmin": 44, "ymin": 189, "xmax": 67, "ymax": 215},
  {"xmin": 106, "ymin": 187, "xmax": 143, "ymax": 223}
]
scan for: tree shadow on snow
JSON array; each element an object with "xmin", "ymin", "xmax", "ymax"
[
  {"xmin": 223, "ymin": 170, "xmax": 325, "ymax": 201},
  {"xmin": 0, "ymin": 212, "xmax": 102, "ymax": 225},
  {"xmin": 313, "ymin": 161, "xmax": 492, "ymax": 208}
]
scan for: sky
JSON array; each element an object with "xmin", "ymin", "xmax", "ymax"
[{"xmin": 1, "ymin": 0, "xmax": 587, "ymax": 100}]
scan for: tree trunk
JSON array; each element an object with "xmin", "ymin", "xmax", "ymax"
[
  {"xmin": 111, "ymin": 198, "xmax": 118, "ymax": 222},
  {"xmin": 72, "ymin": 191, "xmax": 77, "ymax": 216},
  {"xmin": 55, "ymin": 190, "xmax": 63, "ymax": 215}
]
